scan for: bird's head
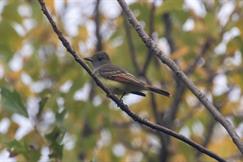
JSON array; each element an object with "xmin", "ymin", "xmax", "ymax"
[{"xmin": 84, "ymin": 51, "xmax": 111, "ymax": 68}]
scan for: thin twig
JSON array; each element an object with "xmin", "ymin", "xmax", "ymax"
[
  {"xmin": 117, "ymin": 0, "xmax": 243, "ymax": 154},
  {"xmin": 88, "ymin": 0, "xmax": 103, "ymax": 100},
  {"xmin": 195, "ymin": 84, "xmax": 234, "ymax": 159},
  {"xmin": 159, "ymin": 11, "xmax": 177, "ymax": 162},
  {"xmin": 163, "ymin": 13, "xmax": 176, "ymax": 53},
  {"xmin": 38, "ymin": 0, "xmax": 227, "ymax": 161},
  {"xmin": 145, "ymin": 1, "xmax": 161, "ymax": 125},
  {"xmin": 123, "ymin": 9, "xmax": 160, "ymax": 124},
  {"xmin": 141, "ymin": 1, "xmax": 161, "ymax": 124},
  {"xmin": 94, "ymin": 0, "xmax": 102, "ymax": 51},
  {"xmin": 164, "ymin": 38, "xmax": 213, "ymax": 128},
  {"xmin": 123, "ymin": 14, "xmax": 141, "ymax": 74},
  {"xmin": 141, "ymin": 0, "xmax": 156, "ymax": 75},
  {"xmin": 185, "ymin": 38, "xmax": 212, "ymax": 75},
  {"xmin": 165, "ymin": 41, "xmax": 224, "ymax": 160},
  {"xmin": 144, "ymin": 77, "xmax": 161, "ymax": 123},
  {"xmin": 225, "ymin": 153, "xmax": 243, "ymax": 161}
]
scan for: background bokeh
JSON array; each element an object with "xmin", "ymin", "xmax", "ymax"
[{"xmin": 0, "ymin": 0, "xmax": 243, "ymax": 162}]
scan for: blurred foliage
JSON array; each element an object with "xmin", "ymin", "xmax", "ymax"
[
  {"xmin": 0, "ymin": 0, "xmax": 243, "ymax": 162},
  {"xmin": 1, "ymin": 87, "xmax": 28, "ymax": 117}
]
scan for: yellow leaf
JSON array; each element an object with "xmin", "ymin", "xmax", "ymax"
[
  {"xmin": 46, "ymin": 0, "xmax": 56, "ymax": 15},
  {"xmin": 97, "ymin": 149, "xmax": 110, "ymax": 162},
  {"xmin": 196, "ymin": 68, "xmax": 207, "ymax": 78},
  {"xmin": 179, "ymin": 60, "xmax": 188, "ymax": 71},
  {"xmin": 7, "ymin": 71, "xmax": 21, "ymax": 82},
  {"xmin": 78, "ymin": 26, "xmax": 88, "ymax": 41},
  {"xmin": 170, "ymin": 154, "xmax": 187, "ymax": 162},
  {"xmin": 222, "ymin": 101, "xmax": 239, "ymax": 115},
  {"xmin": 16, "ymin": 82, "xmax": 32, "ymax": 97},
  {"xmin": 236, "ymin": 20, "xmax": 243, "ymax": 38},
  {"xmin": 171, "ymin": 47, "xmax": 189, "ymax": 60},
  {"xmin": 227, "ymin": 40, "xmax": 238, "ymax": 54},
  {"xmin": 207, "ymin": 136, "xmax": 238, "ymax": 160}
]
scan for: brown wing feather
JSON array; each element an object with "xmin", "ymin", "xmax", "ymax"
[{"xmin": 98, "ymin": 64, "xmax": 144, "ymax": 87}]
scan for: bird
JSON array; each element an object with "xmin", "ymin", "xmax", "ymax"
[{"xmin": 84, "ymin": 51, "xmax": 170, "ymax": 98}]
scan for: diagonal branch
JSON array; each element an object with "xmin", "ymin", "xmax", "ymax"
[
  {"xmin": 117, "ymin": 0, "xmax": 243, "ymax": 154},
  {"xmin": 164, "ymin": 38, "xmax": 213, "ymax": 128},
  {"xmin": 195, "ymin": 83, "xmax": 234, "ymax": 159},
  {"xmin": 38, "ymin": 0, "xmax": 227, "ymax": 161}
]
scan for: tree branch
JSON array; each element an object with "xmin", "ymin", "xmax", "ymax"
[
  {"xmin": 88, "ymin": 0, "xmax": 103, "ymax": 101},
  {"xmin": 142, "ymin": 1, "xmax": 161, "ymax": 126},
  {"xmin": 81, "ymin": 1, "xmax": 103, "ymax": 160},
  {"xmin": 38, "ymin": 0, "xmax": 227, "ymax": 161},
  {"xmin": 141, "ymin": 0, "xmax": 156, "ymax": 75},
  {"xmin": 117, "ymin": 0, "xmax": 243, "ymax": 154},
  {"xmin": 164, "ymin": 38, "xmax": 213, "ymax": 128},
  {"xmin": 159, "ymin": 11, "xmax": 177, "ymax": 162},
  {"xmin": 225, "ymin": 153, "xmax": 243, "ymax": 161},
  {"xmin": 123, "ymin": 14, "xmax": 141, "ymax": 74},
  {"xmin": 94, "ymin": 0, "xmax": 102, "ymax": 51},
  {"xmin": 162, "ymin": 12, "xmax": 176, "ymax": 53},
  {"xmin": 123, "ymin": 11, "xmax": 160, "ymax": 124},
  {"xmin": 141, "ymin": 1, "xmax": 161, "ymax": 124},
  {"xmin": 196, "ymin": 87, "xmax": 234, "ymax": 159},
  {"xmin": 144, "ymin": 77, "xmax": 161, "ymax": 123}
]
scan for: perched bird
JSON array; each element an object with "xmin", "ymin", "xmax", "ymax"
[{"xmin": 84, "ymin": 51, "xmax": 170, "ymax": 98}]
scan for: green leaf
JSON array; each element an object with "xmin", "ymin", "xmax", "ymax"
[
  {"xmin": 0, "ymin": 21, "xmax": 21, "ymax": 60},
  {"xmin": 45, "ymin": 126, "xmax": 66, "ymax": 160},
  {"xmin": 7, "ymin": 140, "xmax": 26, "ymax": 155},
  {"xmin": 36, "ymin": 95, "xmax": 50, "ymax": 119},
  {"xmin": 6, "ymin": 140, "xmax": 41, "ymax": 161},
  {"xmin": 39, "ymin": 95, "xmax": 49, "ymax": 110},
  {"xmin": 157, "ymin": 0, "xmax": 183, "ymax": 15},
  {"xmin": 0, "ymin": 87, "xmax": 28, "ymax": 117},
  {"xmin": 2, "ymin": 1, "xmax": 22, "ymax": 23},
  {"xmin": 56, "ymin": 109, "xmax": 67, "ymax": 124}
]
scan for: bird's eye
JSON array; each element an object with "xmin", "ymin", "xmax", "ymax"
[{"xmin": 98, "ymin": 57, "xmax": 103, "ymax": 61}]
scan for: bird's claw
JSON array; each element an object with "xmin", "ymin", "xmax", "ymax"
[{"xmin": 119, "ymin": 92, "xmax": 126, "ymax": 100}]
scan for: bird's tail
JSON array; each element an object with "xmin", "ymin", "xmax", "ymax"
[{"xmin": 146, "ymin": 85, "xmax": 170, "ymax": 97}]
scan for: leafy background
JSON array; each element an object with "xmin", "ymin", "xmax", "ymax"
[{"xmin": 0, "ymin": 0, "xmax": 243, "ymax": 162}]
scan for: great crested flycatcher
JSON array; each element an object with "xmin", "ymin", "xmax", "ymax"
[{"xmin": 84, "ymin": 51, "xmax": 170, "ymax": 98}]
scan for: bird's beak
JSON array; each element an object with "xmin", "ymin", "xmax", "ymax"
[{"xmin": 84, "ymin": 57, "xmax": 93, "ymax": 62}]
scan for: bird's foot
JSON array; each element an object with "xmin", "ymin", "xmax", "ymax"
[{"xmin": 119, "ymin": 92, "xmax": 126, "ymax": 100}]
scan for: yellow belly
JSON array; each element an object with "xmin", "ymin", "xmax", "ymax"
[
  {"xmin": 99, "ymin": 77, "xmax": 143, "ymax": 95},
  {"xmin": 99, "ymin": 77, "xmax": 124, "ymax": 88}
]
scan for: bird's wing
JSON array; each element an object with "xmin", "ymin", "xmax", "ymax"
[{"xmin": 98, "ymin": 64, "xmax": 145, "ymax": 87}]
